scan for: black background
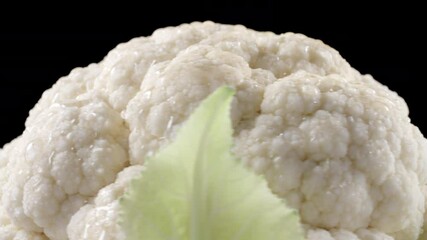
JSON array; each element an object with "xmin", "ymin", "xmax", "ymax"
[{"xmin": 0, "ymin": 4, "xmax": 425, "ymax": 146}]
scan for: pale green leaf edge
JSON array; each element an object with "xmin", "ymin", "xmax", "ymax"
[{"xmin": 120, "ymin": 86, "xmax": 305, "ymax": 240}]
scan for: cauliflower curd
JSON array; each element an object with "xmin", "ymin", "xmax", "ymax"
[{"xmin": 1, "ymin": 21, "xmax": 426, "ymax": 240}]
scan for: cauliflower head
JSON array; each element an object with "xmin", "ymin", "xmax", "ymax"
[{"xmin": 1, "ymin": 21, "xmax": 426, "ymax": 240}]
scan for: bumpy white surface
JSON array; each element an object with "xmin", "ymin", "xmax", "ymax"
[{"xmin": 1, "ymin": 21, "xmax": 426, "ymax": 240}]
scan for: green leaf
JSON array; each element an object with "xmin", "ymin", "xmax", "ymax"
[
  {"xmin": 419, "ymin": 227, "xmax": 426, "ymax": 240},
  {"xmin": 120, "ymin": 86, "xmax": 305, "ymax": 240}
]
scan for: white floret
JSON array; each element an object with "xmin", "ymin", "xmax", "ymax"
[
  {"xmin": 1, "ymin": 21, "xmax": 426, "ymax": 240},
  {"xmin": 1, "ymin": 145, "xmax": 48, "ymax": 240},
  {"xmin": 1, "ymin": 91, "xmax": 129, "ymax": 239},
  {"xmin": 66, "ymin": 166, "xmax": 143, "ymax": 240},
  {"xmin": 0, "ymin": 207, "xmax": 48, "ymax": 240}
]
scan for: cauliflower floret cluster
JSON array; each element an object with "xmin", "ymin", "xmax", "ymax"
[{"xmin": 1, "ymin": 21, "xmax": 426, "ymax": 240}]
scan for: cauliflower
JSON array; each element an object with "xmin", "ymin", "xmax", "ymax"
[{"xmin": 0, "ymin": 21, "xmax": 426, "ymax": 240}]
